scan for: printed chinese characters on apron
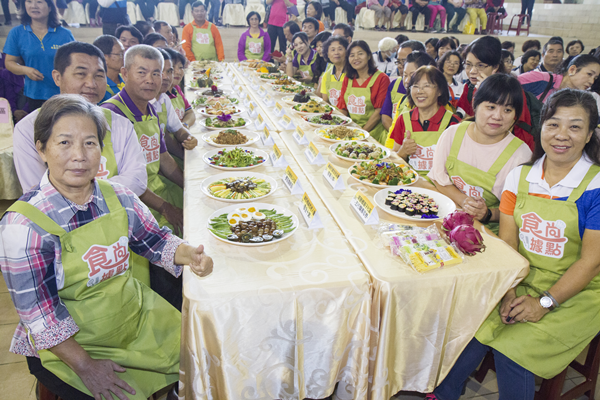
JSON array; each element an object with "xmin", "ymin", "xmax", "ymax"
[
  {"xmin": 245, "ymin": 34, "xmax": 265, "ymax": 60},
  {"xmin": 6, "ymin": 181, "xmax": 181, "ymax": 398},
  {"xmin": 343, "ymin": 71, "xmax": 387, "ymax": 144},
  {"xmin": 445, "ymin": 121, "xmax": 523, "ymax": 234},
  {"xmin": 476, "ymin": 163, "xmax": 600, "ymax": 379},
  {"xmin": 402, "ymin": 108, "xmax": 453, "ymax": 178},
  {"xmin": 192, "ymin": 22, "xmax": 218, "ymax": 61},
  {"xmin": 323, "ymin": 66, "xmax": 345, "ymax": 108},
  {"xmin": 295, "ymin": 51, "xmax": 316, "ymax": 80},
  {"xmin": 170, "ymin": 90, "xmax": 186, "ymax": 122},
  {"xmin": 105, "ymin": 96, "xmax": 184, "ymax": 238}
]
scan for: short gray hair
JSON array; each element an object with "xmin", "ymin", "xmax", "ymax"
[
  {"xmin": 124, "ymin": 44, "xmax": 164, "ymax": 71},
  {"xmin": 34, "ymin": 94, "xmax": 107, "ymax": 151},
  {"xmin": 379, "ymin": 37, "xmax": 398, "ymax": 53}
]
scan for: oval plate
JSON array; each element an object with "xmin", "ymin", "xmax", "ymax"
[
  {"xmin": 197, "ymin": 105, "xmax": 245, "ymax": 118},
  {"xmin": 281, "ymin": 95, "xmax": 324, "ymax": 106},
  {"xmin": 373, "ymin": 187, "xmax": 456, "ymax": 221},
  {"xmin": 199, "ymin": 117, "xmax": 251, "ymax": 131},
  {"xmin": 315, "ymin": 127, "xmax": 370, "ymax": 142},
  {"xmin": 207, "ymin": 202, "xmax": 299, "ymax": 247},
  {"xmin": 329, "ymin": 141, "xmax": 391, "ymax": 162},
  {"xmin": 201, "ymin": 130, "xmax": 260, "ymax": 147},
  {"xmin": 202, "ymin": 147, "xmax": 269, "ymax": 171},
  {"xmin": 201, "ymin": 171, "xmax": 278, "ymax": 203},
  {"xmin": 347, "ymin": 162, "xmax": 419, "ymax": 188},
  {"xmin": 303, "ymin": 114, "xmax": 353, "ymax": 129}
]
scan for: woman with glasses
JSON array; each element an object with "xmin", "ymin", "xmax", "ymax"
[
  {"xmin": 437, "ymin": 50, "xmax": 463, "ymax": 109},
  {"xmin": 389, "ymin": 66, "xmax": 461, "ymax": 179},
  {"xmin": 428, "ymin": 74, "xmax": 532, "ymax": 233},
  {"xmin": 337, "ymin": 41, "xmax": 390, "ymax": 144}
]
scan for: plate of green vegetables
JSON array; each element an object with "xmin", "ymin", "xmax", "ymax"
[{"xmin": 202, "ymin": 147, "xmax": 269, "ymax": 171}]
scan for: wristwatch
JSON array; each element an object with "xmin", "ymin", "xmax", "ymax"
[
  {"xmin": 480, "ymin": 208, "xmax": 492, "ymax": 224},
  {"xmin": 539, "ymin": 291, "xmax": 559, "ymax": 311}
]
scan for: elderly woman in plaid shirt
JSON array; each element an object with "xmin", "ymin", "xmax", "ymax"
[{"xmin": 0, "ymin": 94, "xmax": 213, "ymax": 400}]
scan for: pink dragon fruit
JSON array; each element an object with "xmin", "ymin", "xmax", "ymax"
[
  {"xmin": 448, "ymin": 224, "xmax": 486, "ymax": 256},
  {"xmin": 442, "ymin": 210, "xmax": 474, "ymax": 233}
]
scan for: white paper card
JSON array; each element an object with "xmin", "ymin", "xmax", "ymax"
[
  {"xmin": 323, "ymin": 162, "xmax": 346, "ymax": 191},
  {"xmin": 350, "ymin": 191, "xmax": 379, "ymax": 225},
  {"xmin": 248, "ymin": 102, "xmax": 258, "ymax": 118},
  {"xmin": 298, "ymin": 192, "xmax": 324, "ymax": 229},
  {"xmin": 263, "ymin": 94, "xmax": 275, "ymax": 107},
  {"xmin": 304, "ymin": 142, "xmax": 326, "ymax": 165},
  {"xmin": 282, "ymin": 166, "xmax": 303, "ymax": 195},
  {"xmin": 260, "ymin": 126, "xmax": 275, "ymax": 145},
  {"xmin": 269, "ymin": 143, "xmax": 288, "ymax": 168},
  {"xmin": 293, "ymin": 126, "xmax": 309, "ymax": 145},
  {"xmin": 279, "ymin": 114, "xmax": 295, "ymax": 130},
  {"xmin": 273, "ymin": 102, "xmax": 285, "ymax": 117}
]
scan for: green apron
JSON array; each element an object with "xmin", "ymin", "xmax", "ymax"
[
  {"xmin": 402, "ymin": 108, "xmax": 453, "ymax": 178},
  {"xmin": 157, "ymin": 98, "xmax": 185, "ymax": 171},
  {"xmin": 105, "ymin": 96, "xmax": 184, "ymax": 237},
  {"xmin": 169, "ymin": 90, "xmax": 186, "ymax": 122},
  {"xmin": 97, "ymin": 108, "xmax": 150, "ymax": 286},
  {"xmin": 384, "ymin": 93, "xmax": 410, "ymax": 149},
  {"xmin": 244, "ymin": 34, "xmax": 265, "ymax": 60},
  {"xmin": 7, "ymin": 181, "xmax": 180, "ymax": 398},
  {"xmin": 445, "ymin": 121, "xmax": 523, "ymax": 233},
  {"xmin": 322, "ymin": 66, "xmax": 345, "ymax": 108},
  {"xmin": 343, "ymin": 71, "xmax": 387, "ymax": 144},
  {"xmin": 295, "ymin": 50, "xmax": 317, "ymax": 80},
  {"xmin": 390, "ymin": 78, "xmax": 405, "ymax": 114},
  {"xmin": 191, "ymin": 21, "xmax": 218, "ymax": 61},
  {"xmin": 476, "ymin": 163, "xmax": 600, "ymax": 379}
]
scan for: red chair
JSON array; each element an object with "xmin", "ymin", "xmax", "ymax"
[
  {"xmin": 506, "ymin": 13, "xmax": 530, "ymax": 36},
  {"xmin": 486, "ymin": 12, "xmax": 506, "ymax": 35},
  {"xmin": 474, "ymin": 334, "xmax": 600, "ymax": 400}
]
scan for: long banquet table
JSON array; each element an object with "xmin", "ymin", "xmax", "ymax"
[{"xmin": 180, "ymin": 63, "xmax": 530, "ymax": 400}]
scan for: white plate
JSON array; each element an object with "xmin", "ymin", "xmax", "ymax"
[
  {"xmin": 347, "ymin": 162, "xmax": 419, "ymax": 188},
  {"xmin": 194, "ymin": 88, "xmax": 234, "ymax": 97},
  {"xmin": 199, "ymin": 117, "xmax": 251, "ymax": 131},
  {"xmin": 303, "ymin": 114, "xmax": 353, "ymax": 129},
  {"xmin": 269, "ymin": 79, "xmax": 299, "ymax": 87},
  {"xmin": 259, "ymin": 74, "xmax": 285, "ymax": 82},
  {"xmin": 373, "ymin": 187, "xmax": 456, "ymax": 221},
  {"xmin": 207, "ymin": 202, "xmax": 299, "ymax": 247},
  {"xmin": 329, "ymin": 141, "xmax": 391, "ymax": 162},
  {"xmin": 272, "ymin": 85, "xmax": 314, "ymax": 95},
  {"xmin": 191, "ymin": 96, "xmax": 240, "ymax": 108},
  {"xmin": 201, "ymin": 171, "xmax": 277, "ymax": 203},
  {"xmin": 282, "ymin": 95, "xmax": 324, "ymax": 106},
  {"xmin": 202, "ymin": 147, "xmax": 269, "ymax": 171},
  {"xmin": 315, "ymin": 127, "xmax": 370, "ymax": 142},
  {"xmin": 201, "ymin": 130, "xmax": 260, "ymax": 147},
  {"xmin": 197, "ymin": 105, "xmax": 245, "ymax": 117},
  {"xmin": 291, "ymin": 104, "xmax": 335, "ymax": 116}
]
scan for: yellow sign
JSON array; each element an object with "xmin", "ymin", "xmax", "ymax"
[
  {"xmin": 246, "ymin": 93, "xmax": 252, "ymax": 102},
  {"xmin": 275, "ymin": 102, "xmax": 283, "ymax": 114},
  {"xmin": 308, "ymin": 142, "xmax": 320, "ymax": 158},
  {"xmin": 301, "ymin": 192, "xmax": 317, "ymax": 219},
  {"xmin": 296, "ymin": 127, "xmax": 305, "ymax": 138},
  {"xmin": 272, "ymin": 143, "xmax": 282, "ymax": 159},
  {"xmin": 354, "ymin": 191, "xmax": 374, "ymax": 216},
  {"xmin": 325, "ymin": 162, "xmax": 340, "ymax": 181},
  {"xmin": 258, "ymin": 114, "xmax": 264, "ymax": 124},
  {"xmin": 263, "ymin": 126, "xmax": 270, "ymax": 138},
  {"xmin": 249, "ymin": 102, "xmax": 255, "ymax": 113},
  {"xmin": 284, "ymin": 166, "xmax": 298, "ymax": 186},
  {"xmin": 282, "ymin": 115, "xmax": 292, "ymax": 125}
]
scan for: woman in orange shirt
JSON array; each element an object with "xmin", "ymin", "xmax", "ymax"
[{"xmin": 305, "ymin": 1, "xmax": 326, "ymax": 31}]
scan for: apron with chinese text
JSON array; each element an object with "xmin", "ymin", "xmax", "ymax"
[
  {"xmin": 157, "ymin": 98, "xmax": 185, "ymax": 170},
  {"xmin": 105, "ymin": 97, "xmax": 184, "ymax": 237},
  {"xmin": 402, "ymin": 108, "xmax": 453, "ymax": 178},
  {"xmin": 170, "ymin": 91, "xmax": 186, "ymax": 122},
  {"xmin": 445, "ymin": 121, "xmax": 523, "ymax": 233},
  {"xmin": 476, "ymin": 163, "xmax": 600, "ymax": 379},
  {"xmin": 295, "ymin": 51, "xmax": 317, "ymax": 80},
  {"xmin": 343, "ymin": 71, "xmax": 387, "ymax": 144},
  {"xmin": 245, "ymin": 34, "xmax": 265, "ymax": 60},
  {"xmin": 192, "ymin": 22, "xmax": 218, "ymax": 61},
  {"xmin": 322, "ymin": 66, "xmax": 345, "ymax": 108},
  {"xmin": 7, "ymin": 181, "xmax": 180, "ymax": 398}
]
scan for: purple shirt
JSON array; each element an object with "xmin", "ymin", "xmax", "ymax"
[
  {"xmin": 13, "ymin": 107, "xmax": 148, "ymax": 195},
  {"xmin": 237, "ymin": 29, "xmax": 272, "ymax": 62},
  {"xmin": 380, "ymin": 77, "xmax": 407, "ymax": 118},
  {"xmin": 292, "ymin": 48, "xmax": 318, "ymax": 73},
  {"xmin": 101, "ymin": 88, "xmax": 168, "ymax": 154}
]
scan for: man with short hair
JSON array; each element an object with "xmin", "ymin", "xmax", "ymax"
[
  {"xmin": 181, "ymin": 1, "xmax": 224, "ymax": 61},
  {"xmin": 93, "ymin": 35, "xmax": 126, "ymax": 102},
  {"xmin": 332, "ymin": 22, "xmax": 353, "ymax": 43},
  {"xmin": 154, "ymin": 20, "xmax": 175, "ymax": 45},
  {"xmin": 380, "ymin": 40, "xmax": 425, "ymax": 130},
  {"xmin": 537, "ymin": 39, "xmax": 564, "ymax": 73},
  {"xmin": 302, "ymin": 17, "xmax": 319, "ymax": 45}
]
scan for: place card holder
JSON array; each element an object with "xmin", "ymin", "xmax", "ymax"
[
  {"xmin": 350, "ymin": 190, "xmax": 379, "ymax": 225},
  {"xmin": 260, "ymin": 126, "xmax": 275, "ymax": 146},
  {"xmin": 279, "ymin": 115, "xmax": 295, "ymax": 130},
  {"xmin": 304, "ymin": 142, "xmax": 326, "ymax": 165},
  {"xmin": 323, "ymin": 162, "xmax": 345, "ymax": 191},
  {"xmin": 269, "ymin": 143, "xmax": 288, "ymax": 168},
  {"xmin": 263, "ymin": 94, "xmax": 275, "ymax": 107},
  {"xmin": 293, "ymin": 126, "xmax": 309, "ymax": 145},
  {"xmin": 282, "ymin": 166, "xmax": 303, "ymax": 194},
  {"xmin": 298, "ymin": 192, "xmax": 323, "ymax": 229}
]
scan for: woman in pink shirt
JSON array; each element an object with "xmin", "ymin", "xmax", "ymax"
[
  {"xmin": 367, "ymin": 0, "xmax": 392, "ymax": 31},
  {"xmin": 267, "ymin": 0, "xmax": 297, "ymax": 53}
]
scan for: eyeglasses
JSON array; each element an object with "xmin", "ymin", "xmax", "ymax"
[
  {"xmin": 446, "ymin": 61, "xmax": 461, "ymax": 67},
  {"xmin": 464, "ymin": 62, "xmax": 490, "ymax": 71},
  {"xmin": 395, "ymin": 58, "xmax": 406, "ymax": 66},
  {"xmin": 108, "ymin": 53, "xmax": 124, "ymax": 58},
  {"xmin": 411, "ymin": 84, "xmax": 436, "ymax": 92}
]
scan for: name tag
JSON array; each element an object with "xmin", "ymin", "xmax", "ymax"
[
  {"xmin": 323, "ymin": 162, "xmax": 345, "ymax": 191},
  {"xmin": 260, "ymin": 126, "xmax": 274, "ymax": 145},
  {"xmin": 350, "ymin": 190, "xmax": 379, "ymax": 225},
  {"xmin": 270, "ymin": 143, "xmax": 288, "ymax": 168},
  {"xmin": 304, "ymin": 141, "xmax": 326, "ymax": 165},
  {"xmin": 282, "ymin": 165, "xmax": 303, "ymax": 194},
  {"xmin": 280, "ymin": 114, "xmax": 295, "ymax": 130},
  {"xmin": 293, "ymin": 126, "xmax": 308, "ymax": 145},
  {"xmin": 299, "ymin": 192, "xmax": 323, "ymax": 229}
]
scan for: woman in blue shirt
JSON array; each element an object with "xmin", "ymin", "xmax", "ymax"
[{"xmin": 4, "ymin": 0, "xmax": 74, "ymax": 110}]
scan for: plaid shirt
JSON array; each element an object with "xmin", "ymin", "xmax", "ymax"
[{"xmin": 0, "ymin": 172, "xmax": 184, "ymax": 357}]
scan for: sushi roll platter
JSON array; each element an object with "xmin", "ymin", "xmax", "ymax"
[{"xmin": 373, "ymin": 187, "xmax": 456, "ymax": 221}]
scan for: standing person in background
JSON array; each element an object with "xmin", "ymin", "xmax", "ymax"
[
  {"xmin": 137, "ymin": 0, "xmax": 157, "ymax": 22},
  {"xmin": 116, "ymin": 25, "xmax": 143, "ymax": 51},
  {"xmin": 305, "ymin": 1, "xmax": 325, "ymax": 31},
  {"xmin": 337, "ymin": 40, "xmax": 390, "ymax": 144},
  {"xmin": 164, "ymin": 48, "xmax": 195, "ymax": 128},
  {"xmin": 373, "ymin": 37, "xmax": 399, "ymax": 76},
  {"xmin": 1, "ymin": 0, "xmax": 14, "ymax": 25},
  {"xmin": 443, "ymin": 0, "xmax": 466, "ymax": 33},
  {"xmin": 238, "ymin": 11, "xmax": 272, "ymax": 62},
  {"xmin": 207, "ymin": 0, "xmax": 221, "ymax": 25},
  {"xmin": 331, "ymin": 0, "xmax": 355, "ymax": 27},
  {"xmin": 4, "ymin": 0, "xmax": 75, "ymax": 111},
  {"xmin": 93, "ymin": 35, "xmax": 126, "ymax": 103},
  {"xmin": 320, "ymin": 36, "xmax": 348, "ymax": 107},
  {"xmin": 302, "ymin": 17, "xmax": 319, "ymax": 45},
  {"xmin": 179, "ymin": 0, "xmax": 194, "ymax": 26},
  {"xmin": 267, "ymin": 0, "xmax": 296, "ymax": 53},
  {"xmin": 537, "ymin": 38, "xmax": 564, "ymax": 73},
  {"xmin": 410, "ymin": 0, "xmax": 431, "ymax": 32},
  {"xmin": 427, "ymin": 0, "xmax": 446, "ymax": 33},
  {"xmin": 367, "ymin": 0, "xmax": 391, "ymax": 31},
  {"xmin": 83, "ymin": 0, "xmax": 99, "ymax": 27},
  {"xmin": 182, "ymin": 1, "xmax": 224, "ymax": 61},
  {"xmin": 520, "ymin": 0, "xmax": 534, "ymax": 26},
  {"xmin": 465, "ymin": 0, "xmax": 487, "ymax": 34}
]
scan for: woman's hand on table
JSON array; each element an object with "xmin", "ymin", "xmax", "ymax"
[
  {"xmin": 76, "ymin": 359, "xmax": 135, "ymax": 400},
  {"xmin": 462, "ymin": 197, "xmax": 488, "ymax": 220},
  {"xmin": 504, "ymin": 294, "xmax": 549, "ymax": 323},
  {"xmin": 26, "ymin": 67, "xmax": 45, "ymax": 81},
  {"xmin": 188, "ymin": 244, "xmax": 214, "ymax": 277},
  {"xmin": 182, "ymin": 135, "xmax": 198, "ymax": 150}
]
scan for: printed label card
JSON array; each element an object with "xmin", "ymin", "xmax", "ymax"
[
  {"xmin": 304, "ymin": 142, "xmax": 326, "ymax": 165},
  {"xmin": 293, "ymin": 126, "xmax": 309, "ymax": 146},
  {"xmin": 269, "ymin": 143, "xmax": 288, "ymax": 168},
  {"xmin": 279, "ymin": 114, "xmax": 295, "ymax": 130},
  {"xmin": 260, "ymin": 126, "xmax": 275, "ymax": 146},
  {"xmin": 350, "ymin": 191, "xmax": 379, "ymax": 225},
  {"xmin": 263, "ymin": 94, "xmax": 275, "ymax": 107},
  {"xmin": 274, "ymin": 102, "xmax": 285, "ymax": 117},
  {"xmin": 282, "ymin": 166, "xmax": 303, "ymax": 194},
  {"xmin": 298, "ymin": 192, "xmax": 324, "ymax": 229},
  {"xmin": 323, "ymin": 162, "xmax": 345, "ymax": 191},
  {"xmin": 248, "ymin": 102, "xmax": 258, "ymax": 118}
]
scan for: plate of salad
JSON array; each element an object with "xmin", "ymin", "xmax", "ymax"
[
  {"xmin": 272, "ymin": 85, "xmax": 314, "ymax": 94},
  {"xmin": 200, "ymin": 115, "xmax": 250, "ymax": 130},
  {"xmin": 259, "ymin": 72, "xmax": 284, "ymax": 81},
  {"xmin": 348, "ymin": 161, "xmax": 419, "ymax": 188},
  {"xmin": 329, "ymin": 141, "xmax": 391, "ymax": 162},
  {"xmin": 202, "ymin": 147, "xmax": 269, "ymax": 170},
  {"xmin": 192, "ymin": 95, "xmax": 239, "ymax": 108},
  {"xmin": 303, "ymin": 112, "xmax": 352, "ymax": 128},
  {"xmin": 201, "ymin": 172, "xmax": 277, "ymax": 203}
]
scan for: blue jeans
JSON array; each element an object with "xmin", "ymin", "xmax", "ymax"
[
  {"xmin": 434, "ymin": 338, "xmax": 535, "ymax": 400},
  {"xmin": 208, "ymin": 0, "xmax": 220, "ymax": 23}
]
